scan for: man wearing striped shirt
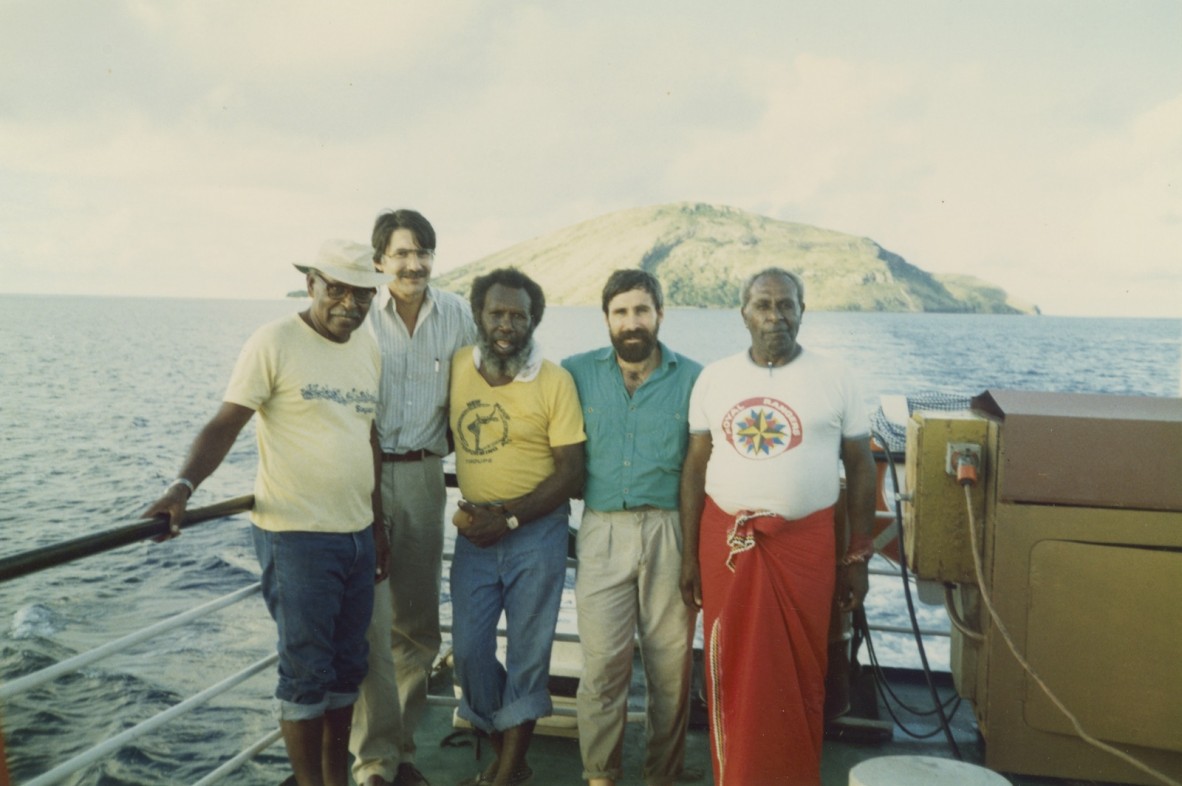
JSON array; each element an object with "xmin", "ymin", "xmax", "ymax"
[{"xmin": 350, "ymin": 209, "xmax": 477, "ymax": 786}]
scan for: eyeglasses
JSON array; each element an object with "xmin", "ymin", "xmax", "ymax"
[
  {"xmin": 313, "ymin": 273, "xmax": 377, "ymax": 304},
  {"xmin": 383, "ymin": 248, "xmax": 435, "ymax": 262}
]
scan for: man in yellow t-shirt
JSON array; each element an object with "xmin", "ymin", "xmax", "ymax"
[
  {"xmin": 448, "ymin": 268, "xmax": 585, "ymax": 786},
  {"xmin": 144, "ymin": 240, "xmax": 392, "ymax": 786}
]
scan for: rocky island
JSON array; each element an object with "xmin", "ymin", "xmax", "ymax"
[{"xmin": 434, "ymin": 202, "xmax": 1038, "ymax": 314}]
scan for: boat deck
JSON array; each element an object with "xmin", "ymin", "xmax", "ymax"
[{"xmin": 376, "ymin": 663, "xmax": 1114, "ymax": 786}]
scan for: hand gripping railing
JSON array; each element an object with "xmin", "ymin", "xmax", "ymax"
[
  {"xmin": 0, "ymin": 496, "xmax": 281, "ymax": 786},
  {"xmin": 0, "ymin": 496, "xmax": 255, "ymax": 583}
]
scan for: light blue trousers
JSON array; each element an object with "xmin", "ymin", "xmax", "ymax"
[{"xmin": 450, "ymin": 504, "xmax": 569, "ymax": 732}]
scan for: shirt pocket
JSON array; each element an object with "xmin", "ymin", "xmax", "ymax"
[
  {"xmin": 582, "ymin": 402, "xmax": 618, "ymax": 447},
  {"xmin": 405, "ymin": 353, "xmax": 450, "ymax": 412},
  {"xmin": 632, "ymin": 406, "xmax": 689, "ymax": 472}
]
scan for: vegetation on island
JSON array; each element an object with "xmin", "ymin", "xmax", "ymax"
[{"xmin": 433, "ymin": 203, "xmax": 1039, "ymax": 314}]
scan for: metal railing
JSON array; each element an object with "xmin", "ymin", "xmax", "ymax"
[
  {"xmin": 0, "ymin": 497, "xmax": 269, "ymax": 786},
  {"xmin": 0, "ymin": 496, "xmax": 255, "ymax": 583},
  {"xmin": 1, "ymin": 479, "xmax": 951, "ymax": 785}
]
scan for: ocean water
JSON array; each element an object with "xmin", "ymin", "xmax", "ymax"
[{"xmin": 1, "ymin": 294, "xmax": 1179, "ymax": 784}]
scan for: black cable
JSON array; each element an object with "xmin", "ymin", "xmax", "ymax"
[
  {"xmin": 856, "ymin": 608, "xmax": 963, "ymax": 738},
  {"xmin": 859, "ymin": 611, "xmax": 959, "ymax": 716},
  {"xmin": 859, "ymin": 610, "xmax": 959, "ymax": 717},
  {"xmin": 872, "ymin": 430, "xmax": 963, "ymax": 758}
]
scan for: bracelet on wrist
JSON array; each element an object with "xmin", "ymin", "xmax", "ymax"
[
  {"xmin": 840, "ymin": 531, "xmax": 874, "ymax": 566},
  {"xmin": 838, "ymin": 551, "xmax": 871, "ymax": 566},
  {"xmin": 169, "ymin": 478, "xmax": 195, "ymax": 498}
]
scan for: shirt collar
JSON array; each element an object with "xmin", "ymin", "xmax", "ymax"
[
  {"xmin": 378, "ymin": 285, "xmax": 436, "ymax": 327},
  {"xmin": 471, "ymin": 340, "xmax": 545, "ymax": 382}
]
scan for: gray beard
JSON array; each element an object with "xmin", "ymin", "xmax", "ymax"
[{"xmin": 478, "ymin": 335, "xmax": 533, "ymax": 379}]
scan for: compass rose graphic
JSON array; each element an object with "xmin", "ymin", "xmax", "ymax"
[
  {"xmin": 735, "ymin": 408, "xmax": 788, "ymax": 454},
  {"xmin": 721, "ymin": 397, "xmax": 802, "ymax": 459}
]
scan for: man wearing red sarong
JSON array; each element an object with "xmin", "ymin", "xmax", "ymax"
[{"xmin": 678, "ymin": 267, "xmax": 876, "ymax": 786}]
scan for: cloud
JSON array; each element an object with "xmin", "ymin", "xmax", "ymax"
[
  {"xmin": 123, "ymin": 0, "xmax": 482, "ymax": 78},
  {"xmin": 653, "ymin": 44, "xmax": 1182, "ymax": 317},
  {"xmin": 664, "ymin": 53, "xmax": 917, "ymax": 209},
  {"xmin": 1, "ymin": 1, "xmax": 1179, "ymax": 316}
]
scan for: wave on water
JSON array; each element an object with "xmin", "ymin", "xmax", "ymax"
[
  {"xmin": 10, "ymin": 603, "xmax": 65, "ymax": 639},
  {"xmin": 1, "ymin": 297, "xmax": 1178, "ymax": 783},
  {"xmin": 1, "ymin": 641, "xmax": 285, "ymax": 785}
]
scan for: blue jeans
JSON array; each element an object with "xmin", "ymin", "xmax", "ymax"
[
  {"xmin": 252, "ymin": 525, "xmax": 375, "ymax": 721},
  {"xmin": 450, "ymin": 504, "xmax": 569, "ymax": 732}
]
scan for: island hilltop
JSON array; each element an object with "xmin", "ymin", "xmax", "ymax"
[{"xmin": 432, "ymin": 202, "xmax": 1038, "ymax": 314}]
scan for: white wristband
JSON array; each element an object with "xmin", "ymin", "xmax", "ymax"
[{"xmin": 170, "ymin": 478, "xmax": 195, "ymax": 497}]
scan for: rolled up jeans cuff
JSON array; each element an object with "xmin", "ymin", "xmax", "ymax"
[
  {"xmin": 275, "ymin": 689, "xmax": 357, "ymax": 721},
  {"xmin": 492, "ymin": 689, "xmax": 554, "ymax": 731}
]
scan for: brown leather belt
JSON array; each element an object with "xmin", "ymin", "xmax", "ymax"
[{"xmin": 381, "ymin": 449, "xmax": 437, "ymax": 463}]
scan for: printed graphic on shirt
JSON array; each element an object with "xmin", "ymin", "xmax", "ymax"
[
  {"xmin": 457, "ymin": 400, "xmax": 511, "ymax": 456},
  {"xmin": 301, "ymin": 384, "xmax": 378, "ymax": 415},
  {"xmin": 721, "ymin": 397, "xmax": 802, "ymax": 458}
]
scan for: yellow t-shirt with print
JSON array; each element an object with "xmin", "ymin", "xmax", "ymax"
[
  {"xmin": 224, "ymin": 314, "xmax": 380, "ymax": 533},
  {"xmin": 449, "ymin": 346, "xmax": 585, "ymax": 504}
]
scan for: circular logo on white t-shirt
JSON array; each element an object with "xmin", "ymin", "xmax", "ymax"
[{"xmin": 721, "ymin": 397, "xmax": 802, "ymax": 459}]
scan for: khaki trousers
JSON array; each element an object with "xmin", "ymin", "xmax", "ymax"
[
  {"xmin": 349, "ymin": 456, "xmax": 446, "ymax": 784},
  {"xmin": 575, "ymin": 507, "xmax": 696, "ymax": 786}
]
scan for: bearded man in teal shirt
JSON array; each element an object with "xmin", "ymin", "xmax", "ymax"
[{"xmin": 561, "ymin": 269, "xmax": 702, "ymax": 786}]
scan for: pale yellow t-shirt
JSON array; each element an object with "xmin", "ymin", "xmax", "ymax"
[
  {"xmin": 224, "ymin": 314, "xmax": 380, "ymax": 533},
  {"xmin": 449, "ymin": 346, "xmax": 585, "ymax": 504}
]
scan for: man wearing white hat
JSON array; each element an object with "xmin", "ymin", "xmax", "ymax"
[{"xmin": 145, "ymin": 239, "xmax": 394, "ymax": 786}]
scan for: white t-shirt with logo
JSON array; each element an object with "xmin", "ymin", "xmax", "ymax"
[{"xmin": 688, "ymin": 348, "xmax": 869, "ymax": 520}]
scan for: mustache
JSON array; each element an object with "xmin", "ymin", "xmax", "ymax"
[
  {"xmin": 617, "ymin": 329, "xmax": 653, "ymax": 341},
  {"xmin": 397, "ymin": 270, "xmax": 428, "ymax": 279},
  {"xmin": 330, "ymin": 309, "xmax": 363, "ymax": 320},
  {"xmin": 478, "ymin": 325, "xmax": 534, "ymax": 351}
]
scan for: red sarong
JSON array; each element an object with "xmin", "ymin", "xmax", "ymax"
[{"xmin": 699, "ymin": 495, "xmax": 836, "ymax": 786}]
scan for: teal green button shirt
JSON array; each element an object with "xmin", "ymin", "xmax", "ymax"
[{"xmin": 562, "ymin": 343, "xmax": 702, "ymax": 512}]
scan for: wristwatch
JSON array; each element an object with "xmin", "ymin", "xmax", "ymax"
[{"xmin": 503, "ymin": 508, "xmax": 520, "ymax": 530}]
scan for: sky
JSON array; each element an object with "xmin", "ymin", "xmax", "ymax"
[{"xmin": 1, "ymin": 0, "xmax": 1180, "ymax": 317}]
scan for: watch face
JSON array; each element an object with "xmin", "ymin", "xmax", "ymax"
[{"xmin": 507, "ymin": 515, "xmax": 520, "ymax": 530}]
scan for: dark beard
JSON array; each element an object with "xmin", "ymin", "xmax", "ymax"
[
  {"xmin": 610, "ymin": 328, "xmax": 658, "ymax": 364},
  {"xmin": 477, "ymin": 329, "xmax": 534, "ymax": 379}
]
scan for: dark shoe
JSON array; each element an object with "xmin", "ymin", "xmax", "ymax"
[
  {"xmin": 506, "ymin": 768, "xmax": 533, "ymax": 786},
  {"xmin": 455, "ymin": 768, "xmax": 531, "ymax": 786},
  {"xmin": 393, "ymin": 763, "xmax": 430, "ymax": 786},
  {"xmin": 363, "ymin": 775, "xmax": 394, "ymax": 786},
  {"xmin": 673, "ymin": 767, "xmax": 706, "ymax": 782},
  {"xmin": 455, "ymin": 774, "xmax": 491, "ymax": 786}
]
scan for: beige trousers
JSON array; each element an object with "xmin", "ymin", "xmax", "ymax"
[
  {"xmin": 575, "ymin": 507, "xmax": 696, "ymax": 786},
  {"xmin": 349, "ymin": 456, "xmax": 446, "ymax": 784}
]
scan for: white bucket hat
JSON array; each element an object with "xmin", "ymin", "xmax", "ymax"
[{"xmin": 294, "ymin": 239, "xmax": 393, "ymax": 288}]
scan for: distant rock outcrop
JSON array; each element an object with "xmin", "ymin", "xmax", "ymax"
[{"xmin": 435, "ymin": 202, "xmax": 1038, "ymax": 314}]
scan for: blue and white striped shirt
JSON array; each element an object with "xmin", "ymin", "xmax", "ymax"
[{"xmin": 367, "ymin": 285, "xmax": 477, "ymax": 456}]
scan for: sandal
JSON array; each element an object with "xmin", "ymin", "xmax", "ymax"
[{"xmin": 455, "ymin": 766, "xmax": 532, "ymax": 786}]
